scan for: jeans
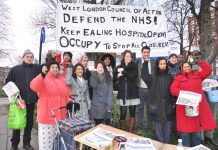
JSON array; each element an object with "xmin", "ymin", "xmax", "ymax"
[
  {"xmin": 181, "ymin": 132, "xmax": 201, "ymax": 147},
  {"xmin": 204, "ymin": 91, "xmax": 217, "ymax": 139},
  {"xmin": 155, "ymin": 121, "xmax": 171, "ymax": 143},
  {"xmin": 11, "ymin": 103, "xmax": 35, "ymax": 147},
  {"xmin": 136, "ymin": 87, "xmax": 151, "ymax": 129}
]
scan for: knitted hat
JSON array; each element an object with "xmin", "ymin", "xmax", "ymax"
[
  {"xmin": 22, "ymin": 49, "xmax": 34, "ymax": 58},
  {"xmin": 169, "ymin": 53, "xmax": 177, "ymax": 59}
]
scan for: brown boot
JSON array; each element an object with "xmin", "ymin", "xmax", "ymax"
[
  {"xmin": 128, "ymin": 117, "xmax": 135, "ymax": 133},
  {"xmin": 119, "ymin": 120, "xmax": 126, "ymax": 130}
]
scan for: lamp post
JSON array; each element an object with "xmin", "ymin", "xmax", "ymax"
[{"xmin": 39, "ymin": 27, "xmax": 45, "ymax": 65}]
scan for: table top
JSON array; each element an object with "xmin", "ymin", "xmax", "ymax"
[{"xmin": 74, "ymin": 124, "xmax": 186, "ymax": 150}]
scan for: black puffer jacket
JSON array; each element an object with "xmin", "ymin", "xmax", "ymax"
[
  {"xmin": 5, "ymin": 62, "xmax": 41, "ymax": 104},
  {"xmin": 149, "ymin": 67, "xmax": 175, "ymax": 121},
  {"xmin": 113, "ymin": 61, "xmax": 138, "ymax": 103}
]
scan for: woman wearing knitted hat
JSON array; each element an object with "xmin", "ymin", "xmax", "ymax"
[{"xmin": 168, "ymin": 54, "xmax": 180, "ymax": 78}]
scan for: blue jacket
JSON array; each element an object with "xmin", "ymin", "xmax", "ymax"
[{"xmin": 168, "ymin": 63, "xmax": 180, "ymax": 78}]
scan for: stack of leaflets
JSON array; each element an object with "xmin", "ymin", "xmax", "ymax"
[
  {"xmin": 80, "ymin": 128, "xmax": 156, "ymax": 150},
  {"xmin": 80, "ymin": 128, "xmax": 119, "ymax": 149},
  {"xmin": 187, "ymin": 144, "xmax": 211, "ymax": 150},
  {"xmin": 125, "ymin": 138, "xmax": 156, "ymax": 150}
]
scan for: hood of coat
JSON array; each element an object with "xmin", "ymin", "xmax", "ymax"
[{"xmin": 100, "ymin": 53, "xmax": 115, "ymax": 68}]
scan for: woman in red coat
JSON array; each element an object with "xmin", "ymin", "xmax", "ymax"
[{"xmin": 170, "ymin": 60, "xmax": 216, "ymax": 147}]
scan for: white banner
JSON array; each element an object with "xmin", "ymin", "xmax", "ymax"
[{"xmin": 56, "ymin": 4, "xmax": 169, "ymax": 56}]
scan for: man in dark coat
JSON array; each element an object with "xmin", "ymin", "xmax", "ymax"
[
  {"xmin": 5, "ymin": 49, "xmax": 42, "ymax": 150},
  {"xmin": 135, "ymin": 46, "xmax": 155, "ymax": 135}
]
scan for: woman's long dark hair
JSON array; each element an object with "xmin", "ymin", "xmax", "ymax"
[
  {"xmin": 72, "ymin": 63, "xmax": 87, "ymax": 80},
  {"xmin": 154, "ymin": 57, "xmax": 168, "ymax": 74},
  {"xmin": 96, "ymin": 61, "xmax": 111, "ymax": 84}
]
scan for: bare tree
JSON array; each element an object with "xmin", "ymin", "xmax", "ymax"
[
  {"xmin": 186, "ymin": 0, "xmax": 218, "ymax": 64},
  {"xmin": 163, "ymin": 0, "xmax": 193, "ymax": 55},
  {"xmin": 0, "ymin": 2, "xmax": 11, "ymax": 57}
]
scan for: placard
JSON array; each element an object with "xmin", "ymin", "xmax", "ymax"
[
  {"xmin": 202, "ymin": 79, "xmax": 218, "ymax": 91},
  {"xmin": 2, "ymin": 82, "xmax": 20, "ymax": 98},
  {"xmin": 176, "ymin": 90, "xmax": 202, "ymax": 107}
]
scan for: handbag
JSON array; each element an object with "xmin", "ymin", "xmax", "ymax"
[
  {"xmin": 8, "ymin": 96, "xmax": 26, "ymax": 129},
  {"xmin": 113, "ymin": 80, "xmax": 119, "ymax": 91}
]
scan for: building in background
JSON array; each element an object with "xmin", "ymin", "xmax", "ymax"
[{"xmin": 188, "ymin": 1, "xmax": 218, "ymax": 74}]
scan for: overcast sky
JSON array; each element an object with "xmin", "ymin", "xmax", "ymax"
[
  {"xmin": 1, "ymin": 0, "xmax": 167, "ymax": 66},
  {"xmin": 6, "ymin": 0, "xmax": 167, "ymax": 53}
]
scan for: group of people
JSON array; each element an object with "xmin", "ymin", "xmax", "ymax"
[{"xmin": 5, "ymin": 47, "xmax": 217, "ymax": 150}]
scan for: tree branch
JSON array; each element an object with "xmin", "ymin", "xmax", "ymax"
[{"xmin": 186, "ymin": 0, "xmax": 200, "ymax": 23}]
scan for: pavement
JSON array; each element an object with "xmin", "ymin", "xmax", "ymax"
[{"xmin": 0, "ymin": 98, "xmax": 39, "ymax": 150}]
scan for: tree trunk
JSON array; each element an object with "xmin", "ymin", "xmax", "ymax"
[
  {"xmin": 206, "ymin": 40, "xmax": 218, "ymax": 64},
  {"xmin": 180, "ymin": 33, "xmax": 183, "ymax": 55},
  {"xmin": 199, "ymin": 0, "xmax": 212, "ymax": 60}
]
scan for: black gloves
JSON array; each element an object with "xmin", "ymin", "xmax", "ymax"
[
  {"xmin": 66, "ymin": 102, "xmax": 80, "ymax": 115},
  {"xmin": 74, "ymin": 102, "xmax": 80, "ymax": 113},
  {"xmin": 41, "ymin": 72, "xmax": 46, "ymax": 78}
]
